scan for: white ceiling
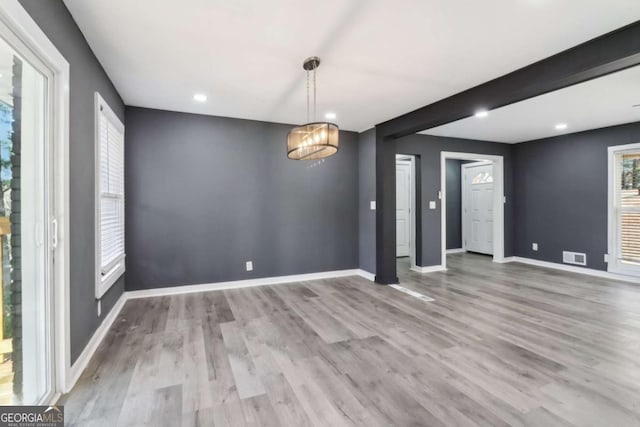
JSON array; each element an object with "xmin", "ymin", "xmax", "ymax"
[
  {"xmin": 423, "ymin": 65, "xmax": 640, "ymax": 143},
  {"xmin": 63, "ymin": 0, "xmax": 640, "ymax": 132}
]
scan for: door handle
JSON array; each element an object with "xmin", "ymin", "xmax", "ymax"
[{"xmin": 51, "ymin": 217, "xmax": 58, "ymax": 250}]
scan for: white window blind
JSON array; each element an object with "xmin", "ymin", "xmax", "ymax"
[{"xmin": 96, "ymin": 93, "xmax": 125, "ymax": 297}]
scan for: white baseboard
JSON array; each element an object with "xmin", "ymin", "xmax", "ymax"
[
  {"xmin": 493, "ymin": 256, "xmax": 516, "ymax": 264},
  {"xmin": 411, "ymin": 265, "xmax": 447, "ymax": 274},
  {"xmin": 127, "ymin": 269, "xmax": 368, "ymax": 300},
  {"xmin": 507, "ymin": 256, "xmax": 640, "ymax": 284},
  {"xmin": 357, "ymin": 269, "xmax": 376, "ymax": 281},
  {"xmin": 446, "ymin": 248, "xmax": 465, "ymax": 254},
  {"xmin": 65, "ymin": 291, "xmax": 127, "ymax": 393}
]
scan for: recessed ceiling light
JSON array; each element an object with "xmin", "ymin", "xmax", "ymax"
[
  {"xmin": 555, "ymin": 123, "xmax": 568, "ymax": 130},
  {"xmin": 474, "ymin": 110, "xmax": 489, "ymax": 118},
  {"xmin": 325, "ymin": 112, "xmax": 336, "ymax": 120},
  {"xmin": 193, "ymin": 93, "xmax": 207, "ymax": 102}
]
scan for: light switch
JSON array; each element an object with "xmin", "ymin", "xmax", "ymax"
[
  {"xmin": 429, "ymin": 201, "xmax": 436, "ymax": 210},
  {"xmin": 370, "ymin": 201, "xmax": 376, "ymax": 210}
]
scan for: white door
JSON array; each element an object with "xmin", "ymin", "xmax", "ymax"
[
  {"xmin": 0, "ymin": 33, "xmax": 54, "ymax": 404},
  {"xmin": 396, "ymin": 161, "xmax": 411, "ymax": 257},
  {"xmin": 463, "ymin": 163, "xmax": 494, "ymax": 255}
]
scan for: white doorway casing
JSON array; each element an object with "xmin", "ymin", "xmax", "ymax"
[
  {"xmin": 396, "ymin": 160, "xmax": 411, "ymax": 257},
  {"xmin": 462, "ymin": 162, "xmax": 495, "ymax": 255},
  {"xmin": 396, "ymin": 155, "xmax": 417, "ymax": 270},
  {"xmin": 441, "ymin": 152, "xmax": 505, "ymax": 270}
]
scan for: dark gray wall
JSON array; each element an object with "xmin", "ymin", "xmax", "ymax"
[
  {"xmin": 19, "ymin": 0, "xmax": 125, "ymax": 363},
  {"xmin": 125, "ymin": 107, "xmax": 359, "ymax": 290},
  {"xmin": 396, "ymin": 134, "xmax": 515, "ymax": 267},
  {"xmin": 358, "ymin": 129, "xmax": 376, "ymax": 274},
  {"xmin": 446, "ymin": 159, "xmax": 465, "ymax": 250},
  {"xmin": 514, "ymin": 121, "xmax": 640, "ymax": 271}
]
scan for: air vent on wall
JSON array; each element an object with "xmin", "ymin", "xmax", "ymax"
[{"xmin": 563, "ymin": 251, "xmax": 586, "ymax": 266}]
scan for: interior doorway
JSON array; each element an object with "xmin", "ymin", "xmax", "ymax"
[
  {"xmin": 441, "ymin": 152, "xmax": 505, "ymax": 269},
  {"xmin": 396, "ymin": 155, "xmax": 417, "ymax": 272}
]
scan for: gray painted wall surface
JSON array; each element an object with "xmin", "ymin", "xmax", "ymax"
[
  {"xmin": 514, "ymin": 121, "xmax": 640, "ymax": 271},
  {"xmin": 358, "ymin": 129, "xmax": 376, "ymax": 274},
  {"xmin": 396, "ymin": 134, "xmax": 515, "ymax": 267},
  {"xmin": 125, "ymin": 107, "xmax": 359, "ymax": 290},
  {"xmin": 446, "ymin": 160, "xmax": 465, "ymax": 250},
  {"xmin": 19, "ymin": 0, "xmax": 125, "ymax": 362}
]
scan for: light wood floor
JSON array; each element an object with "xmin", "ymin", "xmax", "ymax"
[{"xmin": 62, "ymin": 253, "xmax": 640, "ymax": 426}]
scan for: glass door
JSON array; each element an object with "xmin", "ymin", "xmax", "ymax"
[
  {"xmin": 0, "ymin": 34, "xmax": 52, "ymax": 404},
  {"xmin": 610, "ymin": 148, "xmax": 640, "ymax": 277}
]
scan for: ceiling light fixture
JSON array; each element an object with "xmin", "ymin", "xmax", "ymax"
[
  {"xmin": 555, "ymin": 123, "xmax": 568, "ymax": 130},
  {"xmin": 287, "ymin": 57, "xmax": 339, "ymax": 160},
  {"xmin": 474, "ymin": 110, "xmax": 489, "ymax": 118},
  {"xmin": 193, "ymin": 93, "xmax": 207, "ymax": 102},
  {"xmin": 325, "ymin": 112, "xmax": 337, "ymax": 120}
]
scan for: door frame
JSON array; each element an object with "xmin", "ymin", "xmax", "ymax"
[
  {"xmin": 461, "ymin": 161, "xmax": 493, "ymax": 254},
  {"xmin": 607, "ymin": 142, "xmax": 640, "ymax": 277},
  {"xmin": 441, "ymin": 152, "xmax": 505, "ymax": 270},
  {"xmin": 0, "ymin": 1, "xmax": 70, "ymax": 401},
  {"xmin": 396, "ymin": 155, "xmax": 417, "ymax": 270}
]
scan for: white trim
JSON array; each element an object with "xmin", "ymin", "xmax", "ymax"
[
  {"xmin": 410, "ymin": 265, "xmax": 447, "ymax": 274},
  {"xmin": 446, "ymin": 248, "xmax": 465, "ymax": 254},
  {"xmin": 0, "ymin": 0, "xmax": 71, "ymax": 401},
  {"xmin": 607, "ymin": 142, "xmax": 640, "ymax": 278},
  {"xmin": 357, "ymin": 269, "xmax": 376, "ymax": 281},
  {"xmin": 127, "ymin": 269, "xmax": 369, "ymax": 299},
  {"xmin": 94, "ymin": 92, "xmax": 126, "ymax": 298},
  {"xmin": 441, "ymin": 152, "xmax": 505, "ymax": 271},
  {"xmin": 63, "ymin": 292, "xmax": 127, "ymax": 394},
  {"xmin": 504, "ymin": 257, "xmax": 640, "ymax": 284},
  {"xmin": 494, "ymin": 256, "xmax": 516, "ymax": 264}
]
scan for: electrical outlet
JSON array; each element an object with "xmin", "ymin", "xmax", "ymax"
[
  {"xmin": 604, "ymin": 254, "xmax": 609, "ymax": 263},
  {"xmin": 532, "ymin": 243, "xmax": 538, "ymax": 251},
  {"xmin": 429, "ymin": 201, "xmax": 436, "ymax": 210},
  {"xmin": 97, "ymin": 300, "xmax": 101, "ymax": 317},
  {"xmin": 370, "ymin": 201, "xmax": 376, "ymax": 210},
  {"xmin": 246, "ymin": 261, "xmax": 253, "ymax": 271}
]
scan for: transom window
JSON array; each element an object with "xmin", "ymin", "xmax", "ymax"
[{"xmin": 471, "ymin": 171, "xmax": 494, "ymax": 184}]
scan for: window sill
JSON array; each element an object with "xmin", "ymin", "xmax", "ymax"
[{"xmin": 96, "ymin": 261, "xmax": 125, "ymax": 299}]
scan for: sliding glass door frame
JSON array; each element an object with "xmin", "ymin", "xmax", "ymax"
[
  {"xmin": 0, "ymin": 1, "xmax": 70, "ymax": 402},
  {"xmin": 608, "ymin": 142, "xmax": 640, "ymax": 279}
]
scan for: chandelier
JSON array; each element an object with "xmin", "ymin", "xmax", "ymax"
[{"xmin": 287, "ymin": 57, "xmax": 339, "ymax": 160}]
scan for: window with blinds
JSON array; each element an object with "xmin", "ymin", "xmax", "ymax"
[
  {"xmin": 619, "ymin": 153, "xmax": 640, "ymax": 264},
  {"xmin": 610, "ymin": 146, "xmax": 640, "ymax": 278},
  {"xmin": 95, "ymin": 93, "xmax": 125, "ymax": 298}
]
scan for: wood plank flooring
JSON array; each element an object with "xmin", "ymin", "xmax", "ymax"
[{"xmin": 61, "ymin": 253, "xmax": 640, "ymax": 426}]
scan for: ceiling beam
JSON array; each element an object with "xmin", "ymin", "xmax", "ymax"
[
  {"xmin": 377, "ymin": 20, "xmax": 640, "ymax": 138},
  {"xmin": 373, "ymin": 20, "xmax": 640, "ymax": 285}
]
